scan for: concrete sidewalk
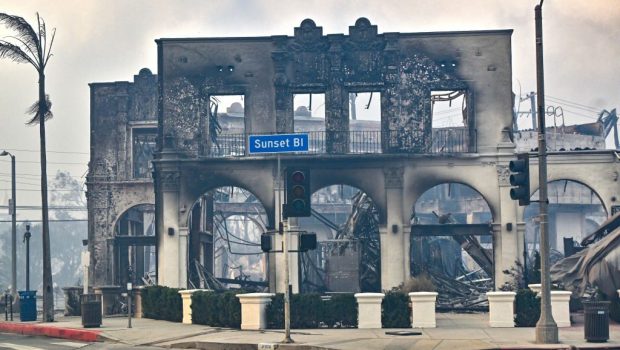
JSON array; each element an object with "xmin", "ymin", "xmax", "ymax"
[{"xmin": 1, "ymin": 313, "xmax": 619, "ymax": 350}]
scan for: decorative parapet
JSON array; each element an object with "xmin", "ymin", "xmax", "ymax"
[
  {"xmin": 486, "ymin": 291, "xmax": 515, "ymax": 327},
  {"xmin": 354, "ymin": 293, "xmax": 384, "ymax": 329},
  {"xmin": 409, "ymin": 292, "xmax": 438, "ymax": 328},
  {"xmin": 237, "ymin": 293, "xmax": 275, "ymax": 330}
]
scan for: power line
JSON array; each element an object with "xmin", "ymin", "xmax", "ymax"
[
  {"xmin": 0, "ymin": 205, "xmax": 86, "ymax": 210},
  {"xmin": 0, "ymin": 219, "xmax": 87, "ymax": 223},
  {"xmin": 2, "ymin": 148, "xmax": 89, "ymax": 155},
  {"xmin": 0, "ymin": 188, "xmax": 85, "ymax": 192},
  {"xmin": 545, "ymin": 95, "xmax": 601, "ymax": 112},
  {"xmin": 0, "ymin": 172, "xmax": 85, "ymax": 179},
  {"xmin": 0, "ymin": 159, "xmax": 86, "ymax": 165}
]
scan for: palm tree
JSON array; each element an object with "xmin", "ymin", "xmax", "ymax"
[{"xmin": 0, "ymin": 12, "xmax": 56, "ymax": 322}]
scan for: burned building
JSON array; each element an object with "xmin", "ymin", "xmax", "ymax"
[{"xmin": 87, "ymin": 18, "xmax": 620, "ymax": 298}]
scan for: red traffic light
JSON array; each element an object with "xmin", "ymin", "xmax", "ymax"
[{"xmin": 291, "ymin": 171, "xmax": 305, "ymax": 183}]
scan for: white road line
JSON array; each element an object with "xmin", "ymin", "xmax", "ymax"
[
  {"xmin": 50, "ymin": 342, "xmax": 87, "ymax": 348},
  {"xmin": 0, "ymin": 343, "xmax": 45, "ymax": 350}
]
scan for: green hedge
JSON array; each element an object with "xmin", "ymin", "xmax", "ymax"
[
  {"xmin": 382, "ymin": 291, "xmax": 410, "ymax": 328},
  {"xmin": 514, "ymin": 289, "xmax": 540, "ymax": 327},
  {"xmin": 267, "ymin": 293, "xmax": 357, "ymax": 329},
  {"xmin": 191, "ymin": 291, "xmax": 242, "ymax": 328},
  {"xmin": 142, "ymin": 286, "xmax": 182, "ymax": 322}
]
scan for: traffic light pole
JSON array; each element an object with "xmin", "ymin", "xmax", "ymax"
[
  {"xmin": 282, "ymin": 218, "xmax": 292, "ymax": 343},
  {"xmin": 534, "ymin": 1, "xmax": 558, "ymax": 344}
]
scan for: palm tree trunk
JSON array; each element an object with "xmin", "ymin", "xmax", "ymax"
[{"xmin": 39, "ymin": 71, "xmax": 54, "ymax": 322}]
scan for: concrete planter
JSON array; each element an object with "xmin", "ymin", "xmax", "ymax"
[
  {"xmin": 354, "ymin": 293, "xmax": 384, "ymax": 329},
  {"xmin": 487, "ymin": 291, "xmax": 516, "ymax": 327},
  {"xmin": 93, "ymin": 285, "xmax": 121, "ymax": 316},
  {"xmin": 409, "ymin": 292, "xmax": 438, "ymax": 328},
  {"xmin": 178, "ymin": 289, "xmax": 207, "ymax": 324},
  {"xmin": 133, "ymin": 287, "xmax": 144, "ymax": 318},
  {"xmin": 551, "ymin": 291, "xmax": 572, "ymax": 327},
  {"xmin": 237, "ymin": 293, "xmax": 275, "ymax": 330}
]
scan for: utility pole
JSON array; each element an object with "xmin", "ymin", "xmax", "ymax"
[
  {"xmin": 529, "ymin": 92, "xmax": 537, "ymax": 130},
  {"xmin": 534, "ymin": 1, "xmax": 559, "ymax": 344},
  {"xmin": 24, "ymin": 224, "xmax": 31, "ymax": 291},
  {"xmin": 0, "ymin": 151, "xmax": 16, "ymax": 298}
]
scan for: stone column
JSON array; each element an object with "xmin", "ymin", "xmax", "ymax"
[
  {"xmin": 157, "ymin": 169, "xmax": 181, "ymax": 287},
  {"xmin": 486, "ymin": 291, "xmax": 516, "ymax": 327},
  {"xmin": 381, "ymin": 167, "xmax": 406, "ymax": 290},
  {"xmin": 495, "ymin": 162, "xmax": 521, "ymax": 288},
  {"xmin": 550, "ymin": 291, "xmax": 572, "ymax": 327},
  {"xmin": 237, "ymin": 293, "xmax": 275, "ymax": 330},
  {"xmin": 355, "ymin": 293, "xmax": 384, "ymax": 329},
  {"xmin": 409, "ymin": 292, "xmax": 438, "ymax": 328},
  {"xmin": 178, "ymin": 289, "xmax": 204, "ymax": 324}
]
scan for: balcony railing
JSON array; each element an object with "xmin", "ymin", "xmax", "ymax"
[{"xmin": 209, "ymin": 128, "xmax": 475, "ymax": 157}]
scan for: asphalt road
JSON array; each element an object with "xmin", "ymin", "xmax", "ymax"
[{"xmin": 0, "ymin": 333, "xmax": 164, "ymax": 350}]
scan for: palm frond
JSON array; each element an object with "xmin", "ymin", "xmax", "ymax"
[
  {"xmin": 0, "ymin": 13, "xmax": 39, "ymax": 53},
  {"xmin": 25, "ymin": 94, "xmax": 53, "ymax": 125},
  {"xmin": 0, "ymin": 41, "xmax": 37, "ymax": 66},
  {"xmin": 43, "ymin": 27, "xmax": 56, "ymax": 67}
]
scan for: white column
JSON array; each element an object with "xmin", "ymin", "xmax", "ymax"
[
  {"xmin": 381, "ymin": 167, "xmax": 406, "ymax": 290},
  {"xmin": 409, "ymin": 292, "xmax": 438, "ymax": 328},
  {"xmin": 178, "ymin": 227, "xmax": 189, "ymax": 289},
  {"xmin": 550, "ymin": 291, "xmax": 572, "ymax": 327},
  {"xmin": 495, "ymin": 163, "xmax": 522, "ymax": 289},
  {"xmin": 486, "ymin": 291, "xmax": 515, "ymax": 327},
  {"xmin": 355, "ymin": 293, "xmax": 384, "ymax": 329},
  {"xmin": 237, "ymin": 293, "xmax": 275, "ymax": 330},
  {"xmin": 178, "ymin": 289, "xmax": 204, "ymax": 324},
  {"xmin": 158, "ymin": 170, "xmax": 181, "ymax": 287}
]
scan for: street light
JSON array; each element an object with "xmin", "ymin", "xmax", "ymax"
[{"xmin": 0, "ymin": 150, "xmax": 16, "ymax": 299}]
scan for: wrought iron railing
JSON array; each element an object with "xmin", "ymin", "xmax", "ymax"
[{"xmin": 209, "ymin": 128, "xmax": 475, "ymax": 157}]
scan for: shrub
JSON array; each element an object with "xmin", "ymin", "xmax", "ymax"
[
  {"xmin": 141, "ymin": 285, "xmax": 182, "ymax": 322},
  {"xmin": 382, "ymin": 291, "xmax": 410, "ymax": 328},
  {"xmin": 608, "ymin": 295, "xmax": 620, "ymax": 323},
  {"xmin": 191, "ymin": 291, "xmax": 241, "ymax": 328},
  {"xmin": 323, "ymin": 294, "xmax": 357, "ymax": 328},
  {"xmin": 514, "ymin": 289, "xmax": 540, "ymax": 327},
  {"xmin": 266, "ymin": 293, "xmax": 357, "ymax": 329}
]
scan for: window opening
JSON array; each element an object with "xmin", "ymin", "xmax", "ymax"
[
  {"xmin": 349, "ymin": 92, "xmax": 381, "ymax": 153},
  {"xmin": 430, "ymin": 90, "xmax": 469, "ymax": 153},
  {"xmin": 294, "ymin": 93, "xmax": 325, "ymax": 152},
  {"xmin": 210, "ymin": 95, "xmax": 245, "ymax": 156},
  {"xmin": 132, "ymin": 128, "xmax": 157, "ymax": 179}
]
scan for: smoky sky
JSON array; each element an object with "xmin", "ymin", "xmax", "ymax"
[{"xmin": 0, "ymin": 0, "xmax": 618, "ymax": 217}]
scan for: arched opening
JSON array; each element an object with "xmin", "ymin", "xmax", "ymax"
[
  {"xmin": 411, "ymin": 183, "xmax": 494, "ymax": 310},
  {"xmin": 296, "ymin": 184, "xmax": 381, "ymax": 293},
  {"xmin": 187, "ymin": 186, "xmax": 268, "ymax": 291},
  {"xmin": 524, "ymin": 180, "xmax": 606, "ymax": 261},
  {"xmin": 113, "ymin": 204, "xmax": 156, "ymax": 286}
]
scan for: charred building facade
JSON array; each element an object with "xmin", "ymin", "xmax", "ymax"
[{"xmin": 87, "ymin": 18, "xmax": 620, "ymax": 297}]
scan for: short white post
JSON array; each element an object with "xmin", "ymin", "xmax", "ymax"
[
  {"xmin": 617, "ymin": 289, "xmax": 620, "ymax": 298},
  {"xmin": 354, "ymin": 293, "xmax": 384, "ymax": 329},
  {"xmin": 178, "ymin": 289, "xmax": 203, "ymax": 325},
  {"xmin": 550, "ymin": 291, "xmax": 572, "ymax": 327},
  {"xmin": 409, "ymin": 292, "xmax": 438, "ymax": 328},
  {"xmin": 237, "ymin": 293, "xmax": 275, "ymax": 330},
  {"xmin": 486, "ymin": 291, "xmax": 516, "ymax": 327}
]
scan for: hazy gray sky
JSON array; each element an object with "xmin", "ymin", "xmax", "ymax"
[{"xmin": 0, "ymin": 0, "xmax": 618, "ymax": 217}]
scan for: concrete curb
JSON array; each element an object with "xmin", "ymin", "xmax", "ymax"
[
  {"xmin": 0, "ymin": 321, "xmax": 103, "ymax": 342},
  {"xmin": 170, "ymin": 342, "xmax": 334, "ymax": 350}
]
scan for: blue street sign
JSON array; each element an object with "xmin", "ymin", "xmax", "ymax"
[{"xmin": 249, "ymin": 133, "xmax": 309, "ymax": 154}]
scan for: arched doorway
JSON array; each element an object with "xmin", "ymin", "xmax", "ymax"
[
  {"xmin": 524, "ymin": 180, "xmax": 606, "ymax": 260},
  {"xmin": 113, "ymin": 204, "xmax": 156, "ymax": 286},
  {"xmin": 411, "ymin": 183, "xmax": 494, "ymax": 309},
  {"xmin": 296, "ymin": 184, "xmax": 381, "ymax": 293},
  {"xmin": 187, "ymin": 186, "xmax": 268, "ymax": 290}
]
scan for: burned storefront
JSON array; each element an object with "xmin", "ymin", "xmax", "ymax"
[{"xmin": 87, "ymin": 18, "xmax": 619, "ymax": 303}]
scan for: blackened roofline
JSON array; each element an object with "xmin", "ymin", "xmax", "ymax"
[{"xmin": 155, "ymin": 29, "xmax": 513, "ymax": 44}]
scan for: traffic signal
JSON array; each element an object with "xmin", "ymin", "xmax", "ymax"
[
  {"xmin": 285, "ymin": 168, "xmax": 311, "ymax": 217},
  {"xmin": 299, "ymin": 233, "xmax": 317, "ymax": 252},
  {"xmin": 260, "ymin": 234, "xmax": 272, "ymax": 252},
  {"xmin": 509, "ymin": 153, "xmax": 530, "ymax": 206}
]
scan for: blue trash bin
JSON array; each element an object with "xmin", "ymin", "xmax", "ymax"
[{"xmin": 18, "ymin": 290, "xmax": 37, "ymax": 322}]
